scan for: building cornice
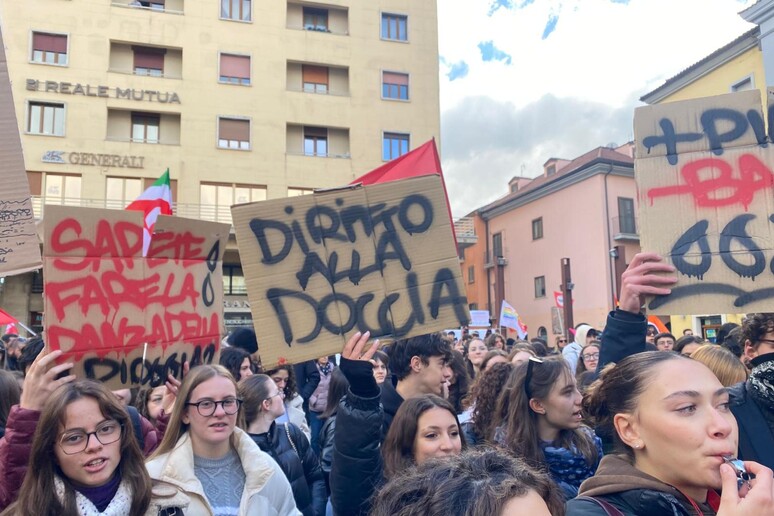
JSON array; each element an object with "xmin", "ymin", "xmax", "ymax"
[
  {"xmin": 640, "ymin": 27, "xmax": 759, "ymax": 105},
  {"xmin": 478, "ymin": 159, "xmax": 634, "ymax": 220}
]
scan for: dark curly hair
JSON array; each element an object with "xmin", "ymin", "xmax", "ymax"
[
  {"xmin": 464, "ymin": 362, "xmax": 513, "ymax": 442},
  {"xmin": 264, "ymin": 364, "xmax": 298, "ymax": 401},
  {"xmin": 741, "ymin": 313, "xmax": 774, "ymax": 352},
  {"xmin": 389, "ymin": 333, "xmax": 453, "ymax": 381},
  {"xmin": 371, "ymin": 448, "xmax": 565, "ymax": 516},
  {"xmin": 447, "ymin": 350, "xmax": 471, "ymax": 414}
]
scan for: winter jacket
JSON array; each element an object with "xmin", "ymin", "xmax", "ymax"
[
  {"xmin": 728, "ymin": 355, "xmax": 774, "ymax": 470},
  {"xmin": 309, "ymin": 364, "xmax": 333, "ymax": 414},
  {"xmin": 146, "ymin": 427, "xmax": 301, "ymax": 516},
  {"xmin": 0, "ymin": 405, "xmax": 168, "ymax": 510},
  {"xmin": 379, "ymin": 374, "xmax": 404, "ymax": 434},
  {"xmin": 566, "ymin": 454, "xmax": 719, "ymax": 515},
  {"xmin": 249, "ymin": 422, "xmax": 326, "ymax": 516},
  {"xmin": 330, "ymin": 359, "xmax": 384, "ymax": 516},
  {"xmin": 319, "ymin": 415, "xmax": 337, "ymax": 474},
  {"xmin": 294, "ymin": 361, "xmax": 321, "ymax": 403},
  {"xmin": 564, "ymin": 324, "xmax": 593, "ymax": 375}
]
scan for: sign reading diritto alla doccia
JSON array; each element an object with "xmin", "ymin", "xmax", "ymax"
[{"xmin": 26, "ymin": 79, "xmax": 180, "ymax": 104}]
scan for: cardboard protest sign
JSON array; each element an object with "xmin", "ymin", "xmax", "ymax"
[
  {"xmin": 0, "ymin": 29, "xmax": 42, "ymax": 277},
  {"xmin": 634, "ymin": 90, "xmax": 774, "ymax": 314},
  {"xmin": 469, "ymin": 310, "xmax": 491, "ymax": 327},
  {"xmin": 44, "ymin": 206, "xmax": 230, "ymax": 388},
  {"xmin": 231, "ymin": 174, "xmax": 470, "ymax": 367}
]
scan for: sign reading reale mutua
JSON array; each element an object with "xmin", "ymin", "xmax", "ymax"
[{"xmin": 26, "ymin": 79, "xmax": 180, "ymax": 104}]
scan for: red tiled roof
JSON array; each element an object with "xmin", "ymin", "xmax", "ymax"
[{"xmin": 479, "ymin": 146, "xmax": 634, "ymax": 214}]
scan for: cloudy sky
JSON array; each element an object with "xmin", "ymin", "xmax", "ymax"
[{"xmin": 437, "ymin": 0, "xmax": 756, "ymax": 218}]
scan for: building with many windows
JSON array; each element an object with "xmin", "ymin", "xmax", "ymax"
[{"xmin": 0, "ymin": 0, "xmax": 440, "ymax": 332}]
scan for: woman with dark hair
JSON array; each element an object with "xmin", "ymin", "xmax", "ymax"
[
  {"xmin": 575, "ymin": 341, "xmax": 601, "ymax": 392},
  {"xmin": 382, "ymin": 394, "xmax": 465, "ymax": 479},
  {"xmin": 239, "ymin": 374, "xmax": 325, "ymax": 516},
  {"xmin": 219, "ymin": 346, "xmax": 255, "ymax": 382},
  {"xmin": 446, "ymin": 350, "xmax": 470, "ymax": 414},
  {"xmin": 0, "ymin": 371, "xmax": 20, "ymax": 438},
  {"xmin": 371, "ymin": 350, "xmax": 389, "ymax": 384},
  {"xmin": 493, "ymin": 356, "xmax": 601, "ymax": 500},
  {"xmin": 146, "ymin": 365, "xmax": 299, "ymax": 515},
  {"xmin": 2, "ymin": 379, "xmax": 187, "ymax": 515},
  {"xmin": 459, "ymin": 362, "xmax": 513, "ymax": 446},
  {"xmin": 265, "ymin": 364, "xmax": 310, "ymax": 441},
  {"xmin": 480, "ymin": 349, "xmax": 509, "ymax": 372},
  {"xmin": 318, "ymin": 369, "xmax": 349, "ymax": 491},
  {"xmin": 485, "ymin": 333, "xmax": 506, "ymax": 351},
  {"xmin": 133, "ymin": 385, "xmax": 167, "ymax": 427},
  {"xmin": 466, "ymin": 339, "xmax": 488, "ymax": 379},
  {"xmin": 567, "ymin": 351, "xmax": 774, "ymax": 515},
  {"xmin": 674, "ymin": 334, "xmax": 704, "ymax": 357},
  {"xmin": 371, "ymin": 448, "xmax": 564, "ymax": 516}
]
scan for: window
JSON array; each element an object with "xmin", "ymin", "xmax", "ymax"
[
  {"xmin": 532, "ymin": 217, "xmax": 543, "ymax": 240},
  {"xmin": 131, "ymin": 112, "xmax": 160, "ymax": 143},
  {"xmin": 303, "ymin": 7, "xmax": 328, "ymax": 31},
  {"xmin": 468, "ymin": 265, "xmax": 475, "ymax": 284},
  {"xmin": 106, "ymin": 177, "xmax": 142, "ymax": 208},
  {"xmin": 200, "ymin": 182, "xmax": 266, "ymax": 223},
  {"xmin": 44, "ymin": 173, "xmax": 81, "ymax": 203},
  {"xmin": 302, "ymin": 65, "xmax": 329, "ymax": 94},
  {"xmin": 381, "ymin": 13, "xmax": 407, "ymax": 41},
  {"xmin": 304, "ymin": 126, "xmax": 328, "ymax": 156},
  {"xmin": 546, "ymin": 164, "xmax": 556, "ymax": 175},
  {"xmin": 382, "ymin": 72, "xmax": 409, "ymax": 100},
  {"xmin": 731, "ymin": 75, "xmax": 753, "ymax": 92},
  {"xmin": 218, "ymin": 117, "xmax": 250, "ymax": 150},
  {"xmin": 492, "ymin": 232, "xmax": 503, "ymax": 258},
  {"xmin": 382, "ymin": 132, "xmax": 409, "ymax": 160},
  {"xmin": 223, "ymin": 265, "xmax": 246, "ymax": 295},
  {"xmin": 133, "ymin": 46, "xmax": 165, "ymax": 76},
  {"xmin": 31, "ymin": 32, "xmax": 67, "ymax": 65},
  {"xmin": 618, "ymin": 197, "xmax": 636, "ymax": 234},
  {"xmin": 221, "ymin": 0, "xmax": 250, "ymax": 21},
  {"xmin": 534, "ymin": 276, "xmax": 546, "ymax": 298},
  {"xmin": 132, "ymin": 0, "xmax": 165, "ymax": 9},
  {"xmin": 27, "ymin": 102, "xmax": 65, "ymax": 136},
  {"xmin": 220, "ymin": 54, "xmax": 251, "ymax": 85},
  {"xmin": 288, "ymin": 187, "xmax": 315, "ymax": 197}
]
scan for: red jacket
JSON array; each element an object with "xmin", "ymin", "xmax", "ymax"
[{"xmin": 0, "ymin": 405, "xmax": 168, "ymax": 510}]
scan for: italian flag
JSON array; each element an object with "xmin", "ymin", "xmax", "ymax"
[{"xmin": 126, "ymin": 169, "xmax": 173, "ymax": 256}]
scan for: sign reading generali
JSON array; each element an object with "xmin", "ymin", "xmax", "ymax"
[
  {"xmin": 26, "ymin": 79, "xmax": 180, "ymax": 104},
  {"xmin": 43, "ymin": 150, "xmax": 145, "ymax": 168}
]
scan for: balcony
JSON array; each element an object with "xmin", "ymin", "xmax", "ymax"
[
  {"xmin": 611, "ymin": 216, "xmax": 639, "ymax": 242},
  {"xmin": 483, "ymin": 251, "xmax": 507, "ymax": 269},
  {"xmin": 111, "ymin": 0, "xmax": 184, "ymax": 15},
  {"xmin": 287, "ymin": 2, "xmax": 349, "ymax": 36},
  {"xmin": 454, "ymin": 217, "xmax": 477, "ymax": 249}
]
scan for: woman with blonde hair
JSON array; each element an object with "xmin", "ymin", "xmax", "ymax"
[
  {"xmin": 146, "ymin": 365, "xmax": 299, "ymax": 515},
  {"xmin": 690, "ymin": 344, "xmax": 748, "ymax": 387}
]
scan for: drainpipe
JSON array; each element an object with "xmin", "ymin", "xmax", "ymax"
[
  {"xmin": 603, "ymin": 163, "xmax": 615, "ymax": 309},
  {"xmin": 485, "ymin": 216, "xmax": 492, "ymax": 315}
]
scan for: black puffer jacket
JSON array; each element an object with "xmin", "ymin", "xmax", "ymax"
[
  {"xmin": 330, "ymin": 358, "xmax": 384, "ymax": 516},
  {"xmin": 249, "ymin": 421, "xmax": 326, "ymax": 516},
  {"xmin": 728, "ymin": 354, "xmax": 774, "ymax": 470}
]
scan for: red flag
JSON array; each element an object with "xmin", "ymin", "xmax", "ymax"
[
  {"xmin": 350, "ymin": 139, "xmax": 456, "ymax": 242},
  {"xmin": 0, "ymin": 309, "xmax": 18, "ymax": 326}
]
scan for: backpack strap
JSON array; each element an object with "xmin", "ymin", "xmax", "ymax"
[
  {"xmin": 126, "ymin": 405, "xmax": 145, "ymax": 451},
  {"xmin": 575, "ymin": 496, "xmax": 625, "ymax": 516}
]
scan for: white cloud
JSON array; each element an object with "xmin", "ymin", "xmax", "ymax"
[{"xmin": 438, "ymin": 0, "xmax": 757, "ymax": 217}]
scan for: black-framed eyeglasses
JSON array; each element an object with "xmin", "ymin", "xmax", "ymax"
[
  {"xmin": 582, "ymin": 353, "xmax": 600, "ymax": 361},
  {"xmin": 524, "ymin": 356, "xmax": 543, "ymax": 399},
  {"xmin": 58, "ymin": 421, "xmax": 123, "ymax": 455},
  {"xmin": 186, "ymin": 398, "xmax": 242, "ymax": 417}
]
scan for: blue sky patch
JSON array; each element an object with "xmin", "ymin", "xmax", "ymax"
[
  {"xmin": 609, "ymin": 0, "xmax": 631, "ymax": 4},
  {"xmin": 542, "ymin": 14, "xmax": 559, "ymax": 39},
  {"xmin": 478, "ymin": 41, "xmax": 513, "ymax": 65},
  {"xmin": 447, "ymin": 61, "xmax": 470, "ymax": 81},
  {"xmin": 488, "ymin": 0, "xmax": 534, "ymax": 16}
]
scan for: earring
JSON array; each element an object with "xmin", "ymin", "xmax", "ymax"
[{"xmin": 633, "ymin": 442, "xmax": 643, "ymax": 449}]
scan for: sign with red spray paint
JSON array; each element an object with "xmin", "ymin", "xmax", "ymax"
[
  {"xmin": 634, "ymin": 90, "xmax": 774, "ymax": 315},
  {"xmin": 43, "ymin": 206, "xmax": 230, "ymax": 388}
]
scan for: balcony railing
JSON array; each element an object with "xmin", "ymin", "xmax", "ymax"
[{"xmin": 31, "ymin": 196, "xmax": 239, "ymax": 227}]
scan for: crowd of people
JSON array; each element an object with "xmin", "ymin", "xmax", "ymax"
[{"xmin": 0, "ymin": 252, "xmax": 773, "ymax": 515}]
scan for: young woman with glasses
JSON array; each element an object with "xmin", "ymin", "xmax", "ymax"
[
  {"xmin": 146, "ymin": 365, "xmax": 300, "ymax": 515},
  {"xmin": 238, "ymin": 374, "xmax": 326, "ymax": 516},
  {"xmin": 2, "ymin": 380, "xmax": 187, "ymax": 515},
  {"xmin": 576, "ymin": 341, "xmax": 601, "ymax": 393},
  {"xmin": 492, "ymin": 356, "xmax": 602, "ymax": 500}
]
